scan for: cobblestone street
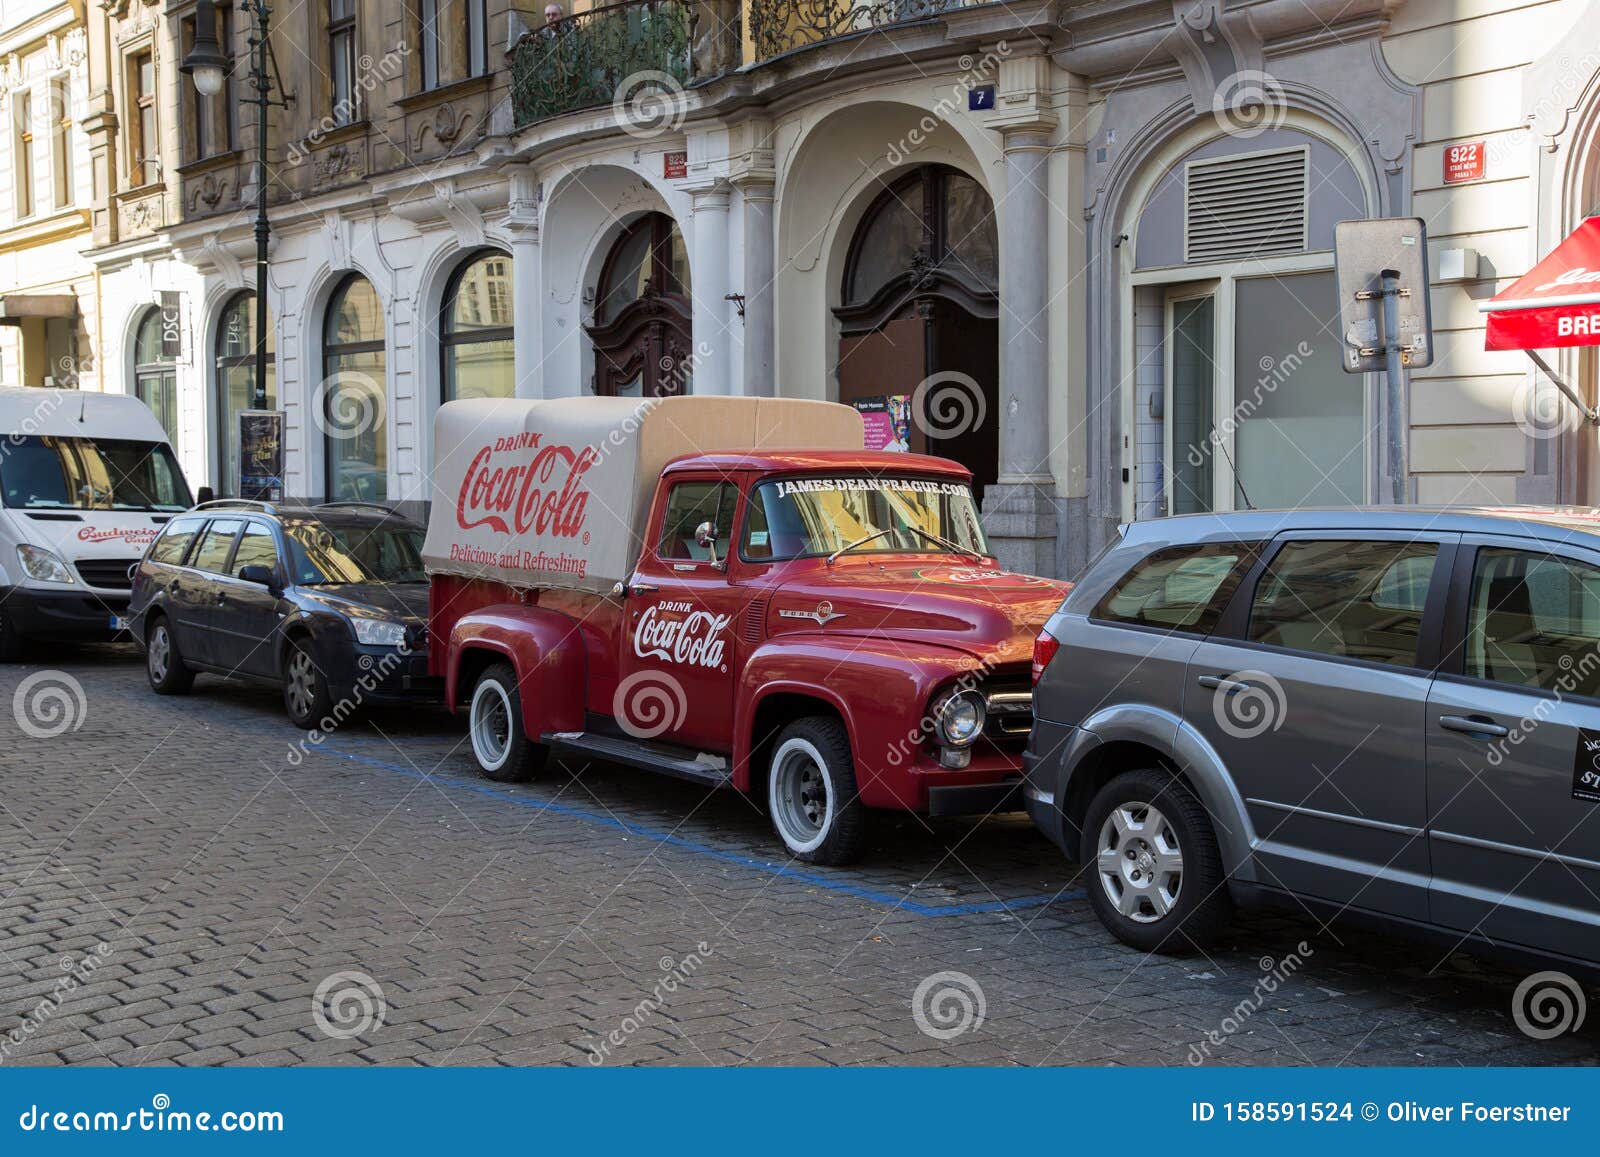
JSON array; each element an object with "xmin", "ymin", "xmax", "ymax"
[{"xmin": 0, "ymin": 647, "xmax": 1593, "ymax": 1067}]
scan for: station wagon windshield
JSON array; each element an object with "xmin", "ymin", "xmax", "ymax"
[
  {"xmin": 742, "ymin": 476, "xmax": 989, "ymax": 561},
  {"xmin": 282, "ymin": 519, "xmax": 426, "ymax": 585},
  {"xmin": 0, "ymin": 435, "xmax": 192, "ymax": 512}
]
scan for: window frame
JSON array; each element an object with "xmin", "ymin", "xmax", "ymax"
[
  {"xmin": 466, "ymin": 0, "xmax": 489, "ymax": 77},
  {"xmin": 190, "ymin": 517, "xmax": 246, "ymax": 575},
  {"xmin": 653, "ymin": 478, "xmax": 741, "ymax": 567},
  {"xmin": 49, "ymin": 73, "xmax": 72, "ymax": 208},
  {"xmin": 321, "ymin": 273, "xmax": 388, "ymax": 503},
  {"xmin": 418, "ymin": 0, "xmax": 441, "ymax": 90},
  {"xmin": 128, "ymin": 51, "xmax": 158, "ymax": 187},
  {"xmin": 14, "ymin": 89, "xmax": 34, "ymax": 219},
  {"xmin": 328, "ymin": 0, "xmax": 358, "ymax": 123},
  {"xmin": 440, "ymin": 248, "xmax": 515, "ymax": 402}
]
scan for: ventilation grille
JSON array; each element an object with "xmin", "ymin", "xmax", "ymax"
[
  {"xmin": 1184, "ymin": 147, "xmax": 1309, "ymax": 263},
  {"xmin": 741, "ymin": 597, "xmax": 769, "ymax": 644}
]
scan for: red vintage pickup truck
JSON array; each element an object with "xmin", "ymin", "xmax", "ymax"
[{"xmin": 423, "ymin": 396, "xmax": 1068, "ymax": 864}]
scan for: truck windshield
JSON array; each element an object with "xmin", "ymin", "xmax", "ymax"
[
  {"xmin": 0, "ymin": 435, "xmax": 192, "ymax": 512},
  {"xmin": 282, "ymin": 518, "xmax": 426, "ymax": 585},
  {"xmin": 742, "ymin": 476, "xmax": 990, "ymax": 562}
]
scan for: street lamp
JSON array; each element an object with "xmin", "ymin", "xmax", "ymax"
[{"xmin": 181, "ymin": 0, "xmax": 290, "ymax": 413}]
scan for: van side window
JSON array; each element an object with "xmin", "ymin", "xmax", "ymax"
[
  {"xmin": 1249, "ymin": 539, "xmax": 1438, "ymax": 667},
  {"xmin": 148, "ymin": 517, "xmax": 205, "ymax": 565},
  {"xmin": 1466, "ymin": 548, "xmax": 1600, "ymax": 696},
  {"xmin": 190, "ymin": 518, "xmax": 243, "ymax": 574},
  {"xmin": 657, "ymin": 481, "xmax": 737, "ymax": 561},
  {"xmin": 1093, "ymin": 542, "xmax": 1259, "ymax": 634}
]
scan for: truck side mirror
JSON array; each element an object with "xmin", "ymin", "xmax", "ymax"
[{"xmin": 694, "ymin": 520, "xmax": 722, "ymax": 567}]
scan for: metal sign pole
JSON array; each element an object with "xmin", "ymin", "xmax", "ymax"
[{"xmin": 1380, "ymin": 268, "xmax": 1408, "ymax": 504}]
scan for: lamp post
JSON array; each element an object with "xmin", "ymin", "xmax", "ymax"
[{"xmin": 182, "ymin": 0, "xmax": 288, "ymax": 412}]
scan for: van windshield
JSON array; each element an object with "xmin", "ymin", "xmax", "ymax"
[
  {"xmin": 0, "ymin": 436, "xmax": 192, "ymax": 512},
  {"xmin": 741, "ymin": 475, "xmax": 990, "ymax": 561}
]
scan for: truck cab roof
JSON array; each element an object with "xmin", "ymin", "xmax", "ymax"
[{"xmin": 660, "ymin": 449, "xmax": 972, "ymax": 478}]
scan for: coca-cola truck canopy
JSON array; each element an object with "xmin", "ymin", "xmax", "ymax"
[
  {"xmin": 423, "ymin": 395, "xmax": 864, "ymax": 593},
  {"xmin": 1481, "ymin": 216, "xmax": 1600, "ymax": 350}
]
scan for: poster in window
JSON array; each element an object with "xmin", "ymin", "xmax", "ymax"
[
  {"xmin": 852, "ymin": 395, "xmax": 911, "ymax": 453},
  {"xmin": 238, "ymin": 410, "xmax": 285, "ymax": 501}
]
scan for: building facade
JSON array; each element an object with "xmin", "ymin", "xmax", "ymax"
[{"xmin": 6, "ymin": 0, "xmax": 1600, "ymax": 579}]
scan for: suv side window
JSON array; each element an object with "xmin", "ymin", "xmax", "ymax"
[
  {"xmin": 231, "ymin": 522, "xmax": 280, "ymax": 578},
  {"xmin": 1466, "ymin": 547, "xmax": 1600, "ymax": 696},
  {"xmin": 190, "ymin": 518, "xmax": 243, "ymax": 574},
  {"xmin": 148, "ymin": 516, "xmax": 205, "ymax": 565},
  {"xmin": 1249, "ymin": 539, "xmax": 1438, "ymax": 667},
  {"xmin": 1093, "ymin": 542, "xmax": 1259, "ymax": 634},
  {"xmin": 657, "ymin": 481, "xmax": 738, "ymax": 561}
]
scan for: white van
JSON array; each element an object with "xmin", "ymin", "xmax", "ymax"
[{"xmin": 0, "ymin": 388, "xmax": 194, "ymax": 660}]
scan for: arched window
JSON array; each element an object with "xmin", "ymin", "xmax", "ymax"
[
  {"xmin": 322, "ymin": 274, "xmax": 387, "ymax": 502},
  {"xmin": 586, "ymin": 213, "xmax": 692, "ymax": 397},
  {"xmin": 442, "ymin": 249, "xmax": 514, "ymax": 401},
  {"xmin": 133, "ymin": 307, "xmax": 179, "ymax": 448},
  {"xmin": 214, "ymin": 291, "xmax": 275, "ymax": 495}
]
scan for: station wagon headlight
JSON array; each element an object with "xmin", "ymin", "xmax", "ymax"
[
  {"xmin": 351, "ymin": 617, "xmax": 407, "ymax": 648},
  {"xmin": 17, "ymin": 544, "xmax": 75, "ymax": 585},
  {"xmin": 934, "ymin": 690, "xmax": 986, "ymax": 748}
]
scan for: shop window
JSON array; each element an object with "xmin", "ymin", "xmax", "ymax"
[
  {"xmin": 322, "ymin": 274, "xmax": 387, "ymax": 501},
  {"xmin": 215, "ymin": 292, "xmax": 277, "ymax": 495},
  {"xmin": 134, "ymin": 307, "xmax": 180, "ymax": 449},
  {"xmin": 442, "ymin": 249, "xmax": 514, "ymax": 400}
]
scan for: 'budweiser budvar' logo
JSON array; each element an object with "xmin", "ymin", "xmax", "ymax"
[
  {"xmin": 456, "ymin": 431, "xmax": 597, "ymax": 537},
  {"xmin": 633, "ymin": 601, "xmax": 731, "ymax": 669}
]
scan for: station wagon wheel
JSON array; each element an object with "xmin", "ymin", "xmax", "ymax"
[
  {"xmin": 1080, "ymin": 769, "xmax": 1231, "ymax": 954},
  {"xmin": 145, "ymin": 615, "xmax": 194, "ymax": 695},
  {"xmin": 766, "ymin": 716, "xmax": 867, "ymax": 866},
  {"xmin": 282, "ymin": 638, "xmax": 333, "ymax": 729},
  {"xmin": 468, "ymin": 662, "xmax": 547, "ymax": 783}
]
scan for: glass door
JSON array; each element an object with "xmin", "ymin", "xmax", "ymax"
[{"xmin": 1164, "ymin": 291, "xmax": 1216, "ymax": 514}]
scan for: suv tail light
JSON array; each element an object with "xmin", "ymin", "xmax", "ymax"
[{"xmin": 1031, "ymin": 628, "xmax": 1060, "ymax": 685}]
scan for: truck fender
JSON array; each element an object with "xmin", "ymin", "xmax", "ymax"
[
  {"xmin": 446, "ymin": 604, "xmax": 587, "ymax": 736},
  {"xmin": 735, "ymin": 637, "xmax": 969, "ymax": 808},
  {"xmin": 1070, "ymin": 702, "xmax": 1258, "ymax": 881}
]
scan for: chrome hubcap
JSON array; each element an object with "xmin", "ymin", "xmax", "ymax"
[
  {"xmin": 1096, "ymin": 801, "xmax": 1184, "ymax": 924},
  {"xmin": 470, "ymin": 681, "xmax": 512, "ymax": 769},
  {"xmin": 148, "ymin": 627, "xmax": 170, "ymax": 682},
  {"xmin": 287, "ymin": 651, "xmax": 317, "ymax": 719}
]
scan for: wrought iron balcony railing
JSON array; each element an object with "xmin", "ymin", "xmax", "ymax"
[
  {"xmin": 511, "ymin": 0, "xmax": 739, "ymax": 127},
  {"xmin": 748, "ymin": 0, "xmax": 962, "ymax": 61}
]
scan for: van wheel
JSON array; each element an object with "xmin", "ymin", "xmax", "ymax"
[
  {"xmin": 1081, "ymin": 769, "xmax": 1232, "ymax": 954},
  {"xmin": 0, "ymin": 609, "xmax": 25, "ymax": 662},
  {"xmin": 469, "ymin": 662, "xmax": 547, "ymax": 783},
  {"xmin": 766, "ymin": 716, "xmax": 867, "ymax": 866},
  {"xmin": 283, "ymin": 639, "xmax": 333, "ymax": 729},
  {"xmin": 145, "ymin": 616, "xmax": 194, "ymax": 694}
]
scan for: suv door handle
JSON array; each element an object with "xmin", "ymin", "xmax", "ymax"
[
  {"xmin": 1197, "ymin": 673, "xmax": 1252, "ymax": 695},
  {"xmin": 1438, "ymin": 714, "xmax": 1510, "ymax": 739}
]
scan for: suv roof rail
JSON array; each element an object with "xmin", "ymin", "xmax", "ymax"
[
  {"xmin": 193, "ymin": 498, "xmax": 277, "ymax": 515},
  {"xmin": 313, "ymin": 501, "xmax": 400, "ymax": 517}
]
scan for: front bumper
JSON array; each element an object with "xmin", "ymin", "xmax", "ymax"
[
  {"xmin": 332, "ymin": 644, "xmax": 443, "ymax": 704},
  {"xmin": 926, "ymin": 780, "xmax": 1022, "ymax": 817},
  {"xmin": 0, "ymin": 584, "xmax": 130, "ymax": 642}
]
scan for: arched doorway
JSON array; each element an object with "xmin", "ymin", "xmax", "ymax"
[
  {"xmin": 835, "ymin": 165, "xmax": 999, "ymax": 500},
  {"xmin": 586, "ymin": 212, "xmax": 693, "ymax": 397},
  {"xmin": 214, "ymin": 291, "xmax": 276, "ymax": 496}
]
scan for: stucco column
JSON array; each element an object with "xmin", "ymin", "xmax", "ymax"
[
  {"xmin": 738, "ymin": 177, "xmax": 776, "ymax": 396},
  {"xmin": 689, "ymin": 184, "xmax": 731, "ymax": 395},
  {"xmin": 507, "ymin": 169, "xmax": 543, "ymax": 398},
  {"xmin": 982, "ymin": 123, "xmax": 1058, "ymax": 576}
]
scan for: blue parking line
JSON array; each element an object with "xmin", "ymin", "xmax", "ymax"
[{"xmin": 313, "ymin": 740, "xmax": 1077, "ymax": 919}]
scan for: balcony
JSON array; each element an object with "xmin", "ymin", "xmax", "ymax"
[
  {"xmin": 511, "ymin": 0, "xmax": 724, "ymax": 127},
  {"xmin": 748, "ymin": 0, "xmax": 963, "ymax": 61}
]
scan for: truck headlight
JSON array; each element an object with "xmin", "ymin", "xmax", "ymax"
[
  {"xmin": 351, "ymin": 617, "xmax": 407, "ymax": 647},
  {"xmin": 934, "ymin": 690, "xmax": 985, "ymax": 748},
  {"xmin": 17, "ymin": 544, "xmax": 74, "ymax": 585}
]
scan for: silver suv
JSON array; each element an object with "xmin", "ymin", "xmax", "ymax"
[{"xmin": 1025, "ymin": 508, "xmax": 1600, "ymax": 970}]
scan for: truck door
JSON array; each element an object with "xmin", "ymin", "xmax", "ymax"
[{"xmin": 616, "ymin": 476, "xmax": 745, "ymax": 752}]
